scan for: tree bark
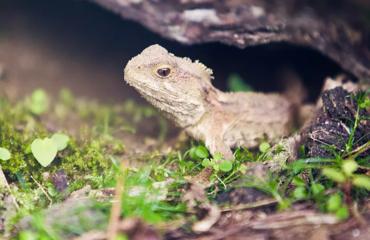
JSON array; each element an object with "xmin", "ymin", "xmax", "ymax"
[{"xmin": 91, "ymin": 0, "xmax": 370, "ymax": 81}]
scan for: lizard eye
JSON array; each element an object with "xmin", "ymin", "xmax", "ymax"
[{"xmin": 156, "ymin": 67, "xmax": 171, "ymax": 78}]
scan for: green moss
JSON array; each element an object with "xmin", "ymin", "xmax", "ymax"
[
  {"xmin": 0, "ymin": 101, "xmax": 109, "ymax": 185},
  {"xmin": 0, "ymin": 89, "xmax": 162, "ymax": 201}
]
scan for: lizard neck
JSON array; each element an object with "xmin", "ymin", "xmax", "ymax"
[
  {"xmin": 163, "ymin": 84, "xmax": 223, "ymax": 128},
  {"xmin": 135, "ymin": 77, "xmax": 223, "ymax": 129},
  {"xmin": 203, "ymin": 85, "xmax": 225, "ymax": 109}
]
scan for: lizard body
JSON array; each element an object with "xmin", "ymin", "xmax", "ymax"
[{"xmin": 124, "ymin": 44, "xmax": 294, "ymax": 159}]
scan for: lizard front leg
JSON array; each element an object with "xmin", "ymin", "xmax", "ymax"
[
  {"xmin": 189, "ymin": 111, "xmax": 234, "ymax": 160},
  {"xmin": 192, "ymin": 135, "xmax": 233, "ymax": 186}
]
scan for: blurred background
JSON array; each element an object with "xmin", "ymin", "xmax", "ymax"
[{"xmin": 0, "ymin": 0, "xmax": 347, "ymax": 103}]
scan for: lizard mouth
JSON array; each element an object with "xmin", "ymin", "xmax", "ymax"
[
  {"xmin": 123, "ymin": 59, "xmax": 136, "ymax": 85},
  {"xmin": 123, "ymin": 65, "xmax": 168, "ymax": 105}
]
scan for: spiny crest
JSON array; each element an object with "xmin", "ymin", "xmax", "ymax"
[
  {"xmin": 143, "ymin": 45, "xmax": 213, "ymax": 81},
  {"xmin": 178, "ymin": 55, "xmax": 214, "ymax": 81},
  {"xmin": 164, "ymin": 47, "xmax": 214, "ymax": 81},
  {"xmin": 194, "ymin": 60, "xmax": 214, "ymax": 80}
]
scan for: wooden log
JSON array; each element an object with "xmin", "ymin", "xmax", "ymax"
[{"xmin": 90, "ymin": 0, "xmax": 370, "ymax": 81}]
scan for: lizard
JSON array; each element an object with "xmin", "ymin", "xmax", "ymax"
[{"xmin": 124, "ymin": 44, "xmax": 296, "ymax": 160}]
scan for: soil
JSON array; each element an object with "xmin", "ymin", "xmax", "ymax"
[{"xmin": 305, "ymin": 87, "xmax": 370, "ymax": 158}]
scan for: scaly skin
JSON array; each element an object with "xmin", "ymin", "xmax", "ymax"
[{"xmin": 124, "ymin": 44, "xmax": 294, "ymax": 159}]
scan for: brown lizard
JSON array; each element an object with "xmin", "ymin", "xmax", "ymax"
[{"xmin": 124, "ymin": 44, "xmax": 295, "ymax": 160}]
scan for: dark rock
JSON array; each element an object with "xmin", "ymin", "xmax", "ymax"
[{"xmin": 305, "ymin": 87, "xmax": 370, "ymax": 158}]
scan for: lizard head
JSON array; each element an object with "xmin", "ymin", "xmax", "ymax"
[{"xmin": 124, "ymin": 44, "xmax": 215, "ymax": 128}]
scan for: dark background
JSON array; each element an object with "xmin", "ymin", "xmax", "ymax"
[{"xmin": 0, "ymin": 0, "xmax": 343, "ymax": 102}]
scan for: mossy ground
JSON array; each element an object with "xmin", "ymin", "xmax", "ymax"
[
  {"xmin": 0, "ymin": 89, "xmax": 171, "ymax": 235},
  {"xmin": 0, "ymin": 88, "xmax": 369, "ymax": 239}
]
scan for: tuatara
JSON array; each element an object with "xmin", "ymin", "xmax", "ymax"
[{"xmin": 124, "ymin": 44, "xmax": 296, "ymax": 159}]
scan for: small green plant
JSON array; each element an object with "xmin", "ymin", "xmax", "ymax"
[
  {"xmin": 27, "ymin": 89, "xmax": 50, "ymax": 115},
  {"xmin": 188, "ymin": 144, "xmax": 253, "ymax": 191},
  {"xmin": 189, "ymin": 145, "xmax": 209, "ymax": 159},
  {"xmin": 201, "ymin": 153, "xmax": 233, "ymax": 173},
  {"xmin": 31, "ymin": 138, "xmax": 57, "ymax": 167},
  {"xmin": 227, "ymin": 73, "xmax": 253, "ymax": 92},
  {"xmin": 291, "ymin": 176, "xmax": 308, "ymax": 200},
  {"xmin": 188, "ymin": 145, "xmax": 234, "ymax": 174},
  {"xmin": 284, "ymin": 156, "xmax": 369, "ymax": 219},
  {"xmin": 322, "ymin": 159, "xmax": 370, "ymax": 190},
  {"xmin": 258, "ymin": 142, "xmax": 271, "ymax": 153},
  {"xmin": 0, "ymin": 147, "xmax": 11, "ymax": 161},
  {"xmin": 326, "ymin": 193, "xmax": 349, "ymax": 220},
  {"xmin": 51, "ymin": 133, "xmax": 70, "ymax": 151},
  {"xmin": 31, "ymin": 133, "xmax": 70, "ymax": 167}
]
